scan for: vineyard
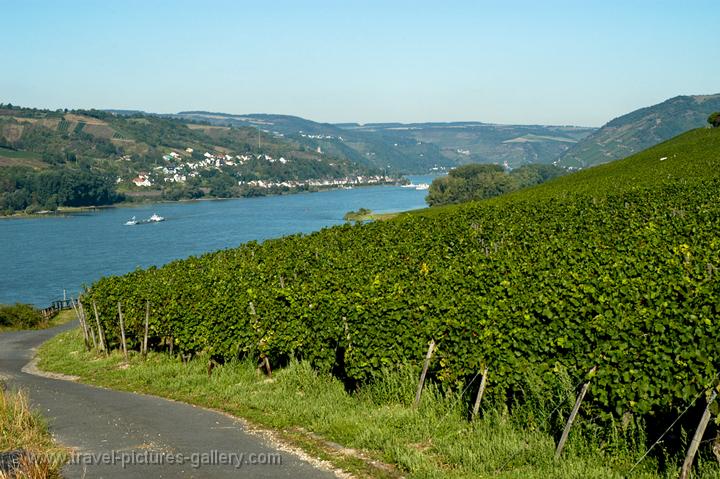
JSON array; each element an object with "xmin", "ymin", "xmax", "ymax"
[{"xmin": 83, "ymin": 128, "xmax": 720, "ymax": 428}]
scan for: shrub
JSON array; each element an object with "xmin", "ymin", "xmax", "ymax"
[
  {"xmin": 708, "ymin": 112, "xmax": 720, "ymax": 128},
  {"xmin": 0, "ymin": 304, "xmax": 44, "ymax": 328}
]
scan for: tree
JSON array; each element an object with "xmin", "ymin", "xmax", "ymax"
[
  {"xmin": 708, "ymin": 112, "xmax": 720, "ymax": 128},
  {"xmin": 426, "ymin": 163, "xmax": 566, "ymax": 207}
]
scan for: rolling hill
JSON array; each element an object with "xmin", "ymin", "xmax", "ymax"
[
  {"xmin": 0, "ymin": 105, "xmax": 385, "ymax": 214},
  {"xmin": 557, "ymin": 93, "xmax": 720, "ymax": 168},
  {"xmin": 175, "ymin": 111, "xmax": 596, "ymax": 172},
  {"xmin": 340, "ymin": 121, "xmax": 594, "ymax": 169},
  {"xmin": 174, "ymin": 111, "xmax": 455, "ymax": 173}
]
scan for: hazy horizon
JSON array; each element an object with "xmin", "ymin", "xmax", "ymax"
[{"xmin": 3, "ymin": 0, "xmax": 719, "ymax": 127}]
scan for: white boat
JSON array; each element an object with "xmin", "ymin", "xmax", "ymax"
[
  {"xmin": 124, "ymin": 216, "xmax": 137, "ymax": 226},
  {"xmin": 415, "ymin": 183, "xmax": 430, "ymax": 190},
  {"xmin": 148, "ymin": 213, "xmax": 165, "ymax": 222},
  {"xmin": 401, "ymin": 183, "xmax": 417, "ymax": 188}
]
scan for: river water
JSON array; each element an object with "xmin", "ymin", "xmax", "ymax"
[{"xmin": 0, "ymin": 176, "xmax": 435, "ymax": 306}]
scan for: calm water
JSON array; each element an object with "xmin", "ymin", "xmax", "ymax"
[{"xmin": 0, "ymin": 176, "xmax": 436, "ymax": 306}]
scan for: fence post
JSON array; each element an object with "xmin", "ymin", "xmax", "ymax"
[
  {"xmin": 414, "ymin": 340, "xmax": 436, "ymax": 408},
  {"xmin": 472, "ymin": 365, "xmax": 489, "ymax": 420},
  {"xmin": 680, "ymin": 389, "xmax": 718, "ymax": 479},
  {"xmin": 555, "ymin": 366, "xmax": 597, "ymax": 460},
  {"xmin": 92, "ymin": 301, "xmax": 107, "ymax": 355},
  {"xmin": 79, "ymin": 300, "xmax": 97, "ymax": 350},
  {"xmin": 143, "ymin": 301, "xmax": 150, "ymax": 357},
  {"xmin": 117, "ymin": 302, "xmax": 128, "ymax": 362},
  {"xmin": 71, "ymin": 298, "xmax": 90, "ymax": 350}
]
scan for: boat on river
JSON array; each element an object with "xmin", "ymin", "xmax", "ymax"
[{"xmin": 125, "ymin": 214, "xmax": 165, "ymax": 225}]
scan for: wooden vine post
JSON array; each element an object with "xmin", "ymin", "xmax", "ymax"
[
  {"xmin": 679, "ymin": 389, "xmax": 718, "ymax": 479},
  {"xmin": 555, "ymin": 366, "xmax": 597, "ymax": 460},
  {"xmin": 472, "ymin": 365, "xmax": 490, "ymax": 420},
  {"xmin": 92, "ymin": 301, "xmax": 107, "ymax": 355},
  {"xmin": 263, "ymin": 356, "xmax": 272, "ymax": 378},
  {"xmin": 79, "ymin": 301, "xmax": 97, "ymax": 350},
  {"xmin": 71, "ymin": 298, "xmax": 90, "ymax": 351},
  {"xmin": 117, "ymin": 302, "xmax": 128, "ymax": 362},
  {"xmin": 142, "ymin": 300, "xmax": 150, "ymax": 357},
  {"xmin": 414, "ymin": 340, "xmax": 436, "ymax": 408}
]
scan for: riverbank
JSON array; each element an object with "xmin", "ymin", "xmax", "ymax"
[{"xmin": 0, "ymin": 178, "xmax": 412, "ymax": 220}]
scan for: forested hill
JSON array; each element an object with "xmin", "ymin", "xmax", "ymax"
[
  {"xmin": 174, "ymin": 111, "xmax": 456, "ymax": 173},
  {"xmin": 175, "ymin": 111, "xmax": 596, "ymax": 172},
  {"xmin": 557, "ymin": 94, "xmax": 720, "ymax": 168},
  {"xmin": 0, "ymin": 105, "xmax": 382, "ymax": 214}
]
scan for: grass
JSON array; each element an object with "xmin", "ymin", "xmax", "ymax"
[
  {"xmin": 0, "ymin": 147, "xmax": 45, "ymax": 169},
  {"xmin": 0, "ymin": 388, "xmax": 67, "ymax": 479},
  {"xmin": 345, "ymin": 208, "xmax": 401, "ymax": 223},
  {"xmin": 0, "ymin": 310, "xmax": 75, "ymax": 334},
  {"xmin": 36, "ymin": 329, "xmax": 720, "ymax": 478}
]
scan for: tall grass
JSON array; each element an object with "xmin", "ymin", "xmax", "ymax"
[
  {"xmin": 0, "ymin": 388, "xmax": 65, "ymax": 479},
  {"xmin": 38, "ymin": 329, "xmax": 720, "ymax": 478}
]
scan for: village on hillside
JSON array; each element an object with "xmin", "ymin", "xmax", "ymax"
[{"xmin": 124, "ymin": 148, "xmax": 397, "ymax": 191}]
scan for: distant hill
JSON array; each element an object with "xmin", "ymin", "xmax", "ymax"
[
  {"xmin": 341, "ymin": 122, "xmax": 595, "ymax": 169},
  {"xmin": 174, "ymin": 111, "xmax": 454, "ymax": 173},
  {"xmin": 558, "ymin": 94, "xmax": 720, "ymax": 168},
  {"xmin": 0, "ymin": 107, "xmax": 367, "ymax": 178},
  {"xmin": 0, "ymin": 105, "xmax": 383, "ymax": 214},
  {"xmin": 176, "ymin": 112, "xmax": 595, "ymax": 172}
]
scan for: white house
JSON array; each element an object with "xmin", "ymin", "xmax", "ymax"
[{"xmin": 132, "ymin": 174, "xmax": 152, "ymax": 187}]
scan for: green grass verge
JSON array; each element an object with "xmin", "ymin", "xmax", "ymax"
[{"xmin": 36, "ymin": 329, "xmax": 720, "ymax": 478}]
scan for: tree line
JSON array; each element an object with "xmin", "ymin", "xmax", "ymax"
[
  {"xmin": 0, "ymin": 166, "xmax": 123, "ymax": 214},
  {"xmin": 425, "ymin": 163, "xmax": 566, "ymax": 206}
]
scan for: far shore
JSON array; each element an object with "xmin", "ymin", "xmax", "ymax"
[{"xmin": 0, "ymin": 177, "xmax": 427, "ymax": 220}]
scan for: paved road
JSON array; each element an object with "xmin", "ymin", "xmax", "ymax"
[{"xmin": 0, "ymin": 323, "xmax": 337, "ymax": 478}]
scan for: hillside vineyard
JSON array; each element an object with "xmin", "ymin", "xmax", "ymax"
[{"xmin": 85, "ymin": 128, "xmax": 720, "ymax": 422}]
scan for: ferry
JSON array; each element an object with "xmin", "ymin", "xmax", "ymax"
[{"xmin": 125, "ymin": 214, "xmax": 165, "ymax": 225}]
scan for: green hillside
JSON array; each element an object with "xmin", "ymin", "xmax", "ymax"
[
  {"xmin": 175, "ymin": 111, "xmax": 456, "ymax": 173},
  {"xmin": 342, "ymin": 121, "xmax": 594, "ymax": 169},
  {"xmin": 177, "ymin": 112, "xmax": 596, "ymax": 172},
  {"xmin": 0, "ymin": 105, "xmax": 381, "ymax": 214},
  {"xmin": 85, "ymin": 125, "xmax": 720, "ymax": 472},
  {"xmin": 558, "ymin": 93, "xmax": 720, "ymax": 168}
]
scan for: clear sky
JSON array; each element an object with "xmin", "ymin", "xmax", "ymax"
[{"xmin": 2, "ymin": 0, "xmax": 718, "ymax": 126}]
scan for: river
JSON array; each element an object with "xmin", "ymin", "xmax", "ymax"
[{"xmin": 0, "ymin": 176, "xmax": 436, "ymax": 306}]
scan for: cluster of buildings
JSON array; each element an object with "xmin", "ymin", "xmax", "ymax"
[
  {"xmin": 299, "ymin": 132, "xmax": 344, "ymax": 141},
  {"xmin": 123, "ymin": 150, "xmax": 393, "ymax": 192},
  {"xmin": 241, "ymin": 175, "xmax": 393, "ymax": 190},
  {"xmin": 127, "ymin": 150, "xmax": 292, "ymax": 186}
]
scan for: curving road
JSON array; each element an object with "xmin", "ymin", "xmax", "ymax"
[{"xmin": 0, "ymin": 323, "xmax": 337, "ymax": 478}]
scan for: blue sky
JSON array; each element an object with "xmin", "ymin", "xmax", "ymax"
[{"xmin": 2, "ymin": 0, "xmax": 718, "ymax": 126}]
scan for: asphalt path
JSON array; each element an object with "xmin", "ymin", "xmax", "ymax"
[{"xmin": 0, "ymin": 323, "xmax": 337, "ymax": 478}]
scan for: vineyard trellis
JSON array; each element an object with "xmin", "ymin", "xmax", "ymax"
[{"xmin": 74, "ymin": 128, "xmax": 720, "ymax": 472}]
